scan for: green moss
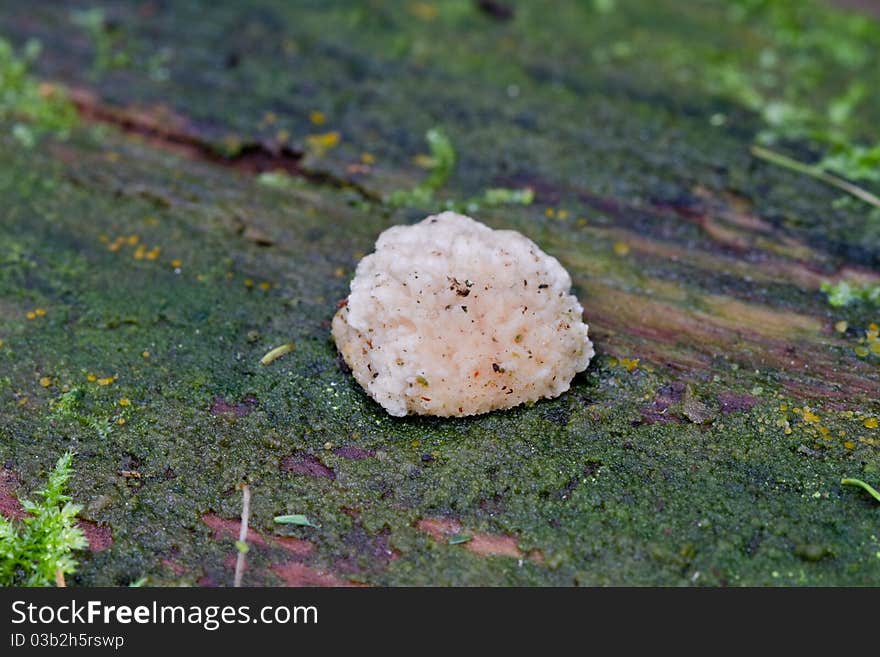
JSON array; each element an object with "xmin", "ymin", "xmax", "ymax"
[
  {"xmin": 0, "ymin": 120, "xmax": 876, "ymax": 585},
  {"xmin": 821, "ymin": 280, "xmax": 880, "ymax": 308},
  {"xmin": 0, "ymin": 1, "xmax": 878, "ymax": 587},
  {"xmin": 49, "ymin": 388, "xmax": 116, "ymax": 440},
  {"xmin": 0, "ymin": 38, "xmax": 76, "ymax": 147},
  {"xmin": 0, "ymin": 451, "xmax": 88, "ymax": 587}
]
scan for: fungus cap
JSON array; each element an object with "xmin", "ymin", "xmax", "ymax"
[{"xmin": 332, "ymin": 211, "xmax": 594, "ymax": 417}]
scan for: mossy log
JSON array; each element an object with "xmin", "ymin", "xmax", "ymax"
[{"xmin": 0, "ymin": 0, "xmax": 879, "ymax": 585}]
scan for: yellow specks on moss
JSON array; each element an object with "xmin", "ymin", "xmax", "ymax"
[
  {"xmin": 802, "ymin": 408, "xmax": 820, "ymax": 424},
  {"xmin": 223, "ymin": 134, "xmax": 242, "ymax": 154},
  {"xmin": 26, "ymin": 311, "xmax": 36, "ymax": 320},
  {"xmin": 851, "ymin": 321, "xmax": 880, "ymax": 358},
  {"xmin": 244, "ymin": 278, "xmax": 254, "ymax": 289},
  {"xmin": 778, "ymin": 404, "xmax": 788, "ymax": 411},
  {"xmin": 116, "ymin": 417, "xmax": 126, "ymax": 426},
  {"xmin": 557, "ymin": 209, "xmax": 569, "ymax": 220},
  {"xmin": 305, "ymin": 131, "xmax": 340, "ymax": 156},
  {"xmin": 38, "ymin": 82, "xmax": 59, "ymax": 98},
  {"xmin": 96, "ymin": 375, "xmax": 117, "ymax": 386},
  {"xmin": 408, "ymin": 2, "xmax": 438, "ymax": 20},
  {"xmin": 413, "ymin": 153, "xmax": 434, "ymax": 168},
  {"xmin": 544, "ymin": 207, "xmax": 555, "ymax": 218},
  {"xmin": 864, "ymin": 417, "xmax": 878, "ymax": 429},
  {"xmin": 107, "ymin": 234, "xmax": 167, "ymax": 264},
  {"xmin": 619, "ymin": 357, "xmax": 640, "ymax": 372},
  {"xmin": 844, "ymin": 440, "xmax": 855, "ymax": 449},
  {"xmin": 834, "ymin": 320, "xmax": 848, "ymax": 333},
  {"xmin": 262, "ymin": 111, "xmax": 277, "ymax": 126},
  {"xmin": 334, "ymin": 267, "xmax": 346, "ymax": 279},
  {"xmin": 258, "ymin": 281, "xmax": 272, "ymax": 291},
  {"xmin": 309, "ymin": 110, "xmax": 326, "ymax": 126},
  {"xmin": 171, "ymin": 259, "xmax": 182, "ymax": 269},
  {"xmin": 39, "ymin": 377, "xmax": 52, "ymax": 388},
  {"xmin": 613, "ymin": 241, "xmax": 631, "ymax": 256},
  {"xmin": 0, "ymin": 339, "xmax": 5, "ymax": 348},
  {"xmin": 86, "ymin": 373, "xmax": 97, "ymax": 382},
  {"xmin": 34, "ymin": 308, "xmax": 46, "ymax": 317},
  {"xmin": 361, "ymin": 152, "xmax": 375, "ymax": 165},
  {"xmin": 118, "ymin": 398, "xmax": 131, "ymax": 407},
  {"xmin": 142, "ymin": 350, "xmax": 150, "ymax": 359}
]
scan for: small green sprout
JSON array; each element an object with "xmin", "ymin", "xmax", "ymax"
[
  {"xmin": 0, "ymin": 451, "xmax": 88, "ymax": 587},
  {"xmin": 448, "ymin": 534, "xmax": 472, "ymax": 545},
  {"xmin": 0, "ymin": 38, "xmax": 77, "ymax": 147},
  {"xmin": 70, "ymin": 8, "xmax": 130, "ymax": 76},
  {"xmin": 274, "ymin": 514, "xmax": 318, "ymax": 527},
  {"xmin": 257, "ymin": 171, "xmax": 304, "ymax": 190},
  {"xmin": 422, "ymin": 128, "xmax": 456, "ymax": 192},
  {"xmin": 387, "ymin": 128, "xmax": 455, "ymax": 208},
  {"xmin": 386, "ymin": 128, "xmax": 532, "ymax": 210}
]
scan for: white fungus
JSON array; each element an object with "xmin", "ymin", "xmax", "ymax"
[{"xmin": 332, "ymin": 211, "xmax": 594, "ymax": 417}]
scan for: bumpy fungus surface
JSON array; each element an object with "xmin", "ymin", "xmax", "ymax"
[{"xmin": 332, "ymin": 212, "xmax": 594, "ymax": 416}]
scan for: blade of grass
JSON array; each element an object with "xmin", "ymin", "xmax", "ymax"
[
  {"xmin": 841, "ymin": 478, "xmax": 880, "ymax": 503},
  {"xmin": 750, "ymin": 145, "xmax": 880, "ymax": 210}
]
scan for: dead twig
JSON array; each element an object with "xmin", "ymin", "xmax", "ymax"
[{"xmin": 233, "ymin": 483, "xmax": 251, "ymax": 587}]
